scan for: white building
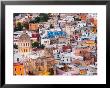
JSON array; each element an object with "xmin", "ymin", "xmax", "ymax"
[
  {"xmin": 14, "ymin": 39, "xmax": 19, "ymax": 45},
  {"xmin": 14, "ymin": 51, "xmax": 24, "ymax": 63},
  {"xmin": 87, "ymin": 66, "xmax": 97, "ymax": 75},
  {"xmin": 77, "ymin": 21, "xmax": 86, "ymax": 28},
  {"xmin": 61, "ymin": 57, "xmax": 71, "ymax": 64},
  {"xmin": 63, "ymin": 16, "xmax": 74, "ymax": 22},
  {"xmin": 60, "ymin": 52, "xmax": 72, "ymax": 64},
  {"xmin": 87, "ymin": 13, "xmax": 97, "ymax": 19},
  {"xmin": 14, "ymin": 31, "xmax": 23, "ymax": 45},
  {"xmin": 54, "ymin": 27, "xmax": 62, "ymax": 31},
  {"xmin": 41, "ymin": 38, "xmax": 50, "ymax": 46},
  {"xmin": 28, "ymin": 49, "xmax": 45, "ymax": 59}
]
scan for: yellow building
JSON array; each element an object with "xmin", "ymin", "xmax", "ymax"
[
  {"xmin": 18, "ymin": 31, "xmax": 32, "ymax": 55},
  {"xmin": 29, "ymin": 23, "xmax": 39, "ymax": 31},
  {"xmin": 83, "ymin": 40, "xmax": 96, "ymax": 46},
  {"xmin": 13, "ymin": 63, "xmax": 24, "ymax": 75}
]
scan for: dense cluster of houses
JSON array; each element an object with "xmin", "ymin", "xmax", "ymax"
[{"xmin": 13, "ymin": 13, "xmax": 97, "ymax": 76}]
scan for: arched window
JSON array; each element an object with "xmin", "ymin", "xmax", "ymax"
[
  {"xmin": 15, "ymin": 68, "xmax": 16, "ymax": 71},
  {"xmin": 24, "ymin": 43, "xmax": 25, "ymax": 46},
  {"xmin": 20, "ymin": 68, "xmax": 21, "ymax": 71},
  {"xmin": 26, "ymin": 49, "xmax": 27, "ymax": 52},
  {"xmin": 21, "ymin": 49, "xmax": 22, "ymax": 52}
]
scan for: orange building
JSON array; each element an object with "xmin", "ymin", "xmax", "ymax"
[
  {"xmin": 79, "ymin": 69, "xmax": 87, "ymax": 75},
  {"xmin": 29, "ymin": 23, "xmax": 39, "ymax": 31},
  {"xmin": 79, "ymin": 14, "xmax": 87, "ymax": 21},
  {"xmin": 93, "ymin": 19, "xmax": 97, "ymax": 27},
  {"xmin": 13, "ymin": 63, "xmax": 24, "ymax": 75},
  {"xmin": 92, "ymin": 27, "xmax": 97, "ymax": 34},
  {"xmin": 90, "ymin": 18, "xmax": 97, "ymax": 27}
]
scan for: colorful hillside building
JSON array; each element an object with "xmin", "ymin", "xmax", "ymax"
[
  {"xmin": 13, "ymin": 63, "xmax": 24, "ymax": 75},
  {"xmin": 29, "ymin": 23, "xmax": 39, "ymax": 31},
  {"xmin": 18, "ymin": 30, "xmax": 32, "ymax": 55}
]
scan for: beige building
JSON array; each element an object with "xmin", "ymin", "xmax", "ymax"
[
  {"xmin": 64, "ymin": 25, "xmax": 74, "ymax": 37},
  {"xmin": 23, "ymin": 56, "xmax": 55, "ymax": 75},
  {"xmin": 58, "ymin": 37, "xmax": 66, "ymax": 44},
  {"xmin": 18, "ymin": 31, "xmax": 32, "ymax": 55}
]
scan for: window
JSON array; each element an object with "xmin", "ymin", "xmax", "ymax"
[
  {"xmin": 44, "ymin": 41, "xmax": 47, "ymax": 43},
  {"xmin": 15, "ymin": 68, "xmax": 16, "ymax": 71},
  {"xmin": 20, "ymin": 68, "xmax": 21, "ymax": 71},
  {"xmin": 17, "ymin": 58, "xmax": 19, "ymax": 62},
  {"xmin": 24, "ymin": 43, "xmax": 25, "ymax": 46},
  {"xmin": 26, "ymin": 49, "xmax": 27, "ymax": 52}
]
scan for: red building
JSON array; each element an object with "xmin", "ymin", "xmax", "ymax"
[
  {"xmin": 62, "ymin": 45, "xmax": 72, "ymax": 52},
  {"xmin": 31, "ymin": 32, "xmax": 40, "ymax": 42}
]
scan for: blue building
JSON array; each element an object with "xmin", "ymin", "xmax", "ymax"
[{"xmin": 47, "ymin": 31, "xmax": 66, "ymax": 38}]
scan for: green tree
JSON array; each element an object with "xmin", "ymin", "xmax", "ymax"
[
  {"xmin": 35, "ymin": 17, "xmax": 40, "ymax": 23},
  {"xmin": 39, "ymin": 13, "xmax": 49, "ymax": 22},
  {"xmin": 29, "ymin": 20, "xmax": 35, "ymax": 23},
  {"xmin": 32, "ymin": 42, "xmax": 45, "ymax": 49},
  {"xmin": 17, "ymin": 22, "xmax": 23, "ymax": 31},
  {"xmin": 31, "ymin": 13, "xmax": 49, "ymax": 23},
  {"xmin": 40, "ymin": 44, "xmax": 45, "ymax": 49},
  {"xmin": 32, "ymin": 42, "xmax": 39, "ymax": 48},
  {"xmin": 39, "ymin": 16, "xmax": 45, "ymax": 22}
]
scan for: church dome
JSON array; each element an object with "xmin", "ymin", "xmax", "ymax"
[{"xmin": 19, "ymin": 31, "xmax": 30, "ymax": 42}]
